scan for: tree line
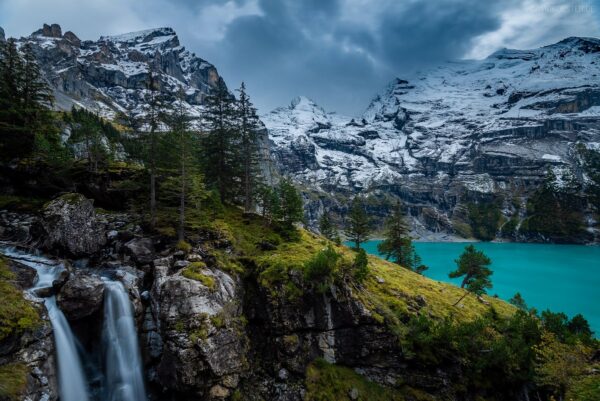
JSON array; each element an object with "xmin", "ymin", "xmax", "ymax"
[{"xmin": 0, "ymin": 39, "xmax": 304, "ymax": 241}]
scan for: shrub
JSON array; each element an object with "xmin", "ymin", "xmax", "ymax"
[
  {"xmin": 304, "ymin": 246, "xmax": 340, "ymax": 283},
  {"xmin": 176, "ymin": 240, "xmax": 192, "ymax": 253}
]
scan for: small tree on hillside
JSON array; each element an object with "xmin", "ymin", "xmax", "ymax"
[
  {"xmin": 319, "ymin": 212, "xmax": 337, "ymax": 241},
  {"xmin": 345, "ymin": 197, "xmax": 371, "ymax": 250},
  {"xmin": 275, "ymin": 178, "xmax": 304, "ymax": 230},
  {"xmin": 449, "ymin": 244, "xmax": 493, "ymax": 306},
  {"xmin": 353, "ymin": 248, "xmax": 369, "ymax": 283},
  {"xmin": 377, "ymin": 201, "xmax": 427, "ymax": 274}
]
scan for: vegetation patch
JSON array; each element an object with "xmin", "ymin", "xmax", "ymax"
[
  {"xmin": 467, "ymin": 201, "xmax": 503, "ymax": 241},
  {"xmin": 305, "ymin": 358, "xmax": 430, "ymax": 401},
  {"xmin": 0, "ymin": 195, "xmax": 47, "ymax": 212},
  {"xmin": 182, "ymin": 262, "xmax": 216, "ymax": 289},
  {"xmin": 0, "ymin": 258, "xmax": 41, "ymax": 342},
  {"xmin": 0, "ymin": 363, "xmax": 28, "ymax": 401}
]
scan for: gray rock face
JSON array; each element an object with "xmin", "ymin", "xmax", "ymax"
[
  {"xmin": 39, "ymin": 193, "xmax": 106, "ymax": 256},
  {"xmin": 146, "ymin": 255, "xmax": 248, "ymax": 398},
  {"xmin": 16, "ymin": 24, "xmax": 225, "ymax": 121},
  {"xmin": 56, "ymin": 272, "xmax": 104, "ymax": 320}
]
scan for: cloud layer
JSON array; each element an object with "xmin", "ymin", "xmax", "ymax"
[{"xmin": 1, "ymin": 0, "xmax": 599, "ymax": 115}]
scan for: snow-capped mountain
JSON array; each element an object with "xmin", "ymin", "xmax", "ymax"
[
  {"xmin": 11, "ymin": 23, "xmax": 224, "ymax": 119},
  {"xmin": 264, "ymin": 37, "xmax": 600, "ymax": 241}
]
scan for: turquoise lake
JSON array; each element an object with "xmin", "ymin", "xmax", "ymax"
[{"xmin": 358, "ymin": 241, "xmax": 600, "ymax": 333}]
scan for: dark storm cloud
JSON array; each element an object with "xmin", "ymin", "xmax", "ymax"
[
  {"xmin": 378, "ymin": 0, "xmax": 503, "ymax": 68},
  {"xmin": 212, "ymin": 0, "xmax": 505, "ymax": 114},
  {"xmin": 1, "ymin": 0, "xmax": 599, "ymax": 115}
]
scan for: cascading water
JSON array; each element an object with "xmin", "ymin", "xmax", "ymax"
[
  {"xmin": 0, "ymin": 246, "xmax": 90, "ymax": 401},
  {"xmin": 45, "ymin": 297, "xmax": 92, "ymax": 401},
  {"xmin": 102, "ymin": 279, "xmax": 147, "ymax": 401}
]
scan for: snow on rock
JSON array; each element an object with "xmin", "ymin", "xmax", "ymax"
[
  {"xmin": 14, "ymin": 24, "xmax": 224, "ymax": 121},
  {"xmin": 264, "ymin": 37, "xmax": 600, "ymax": 236}
]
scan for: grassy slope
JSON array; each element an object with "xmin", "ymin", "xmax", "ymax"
[{"xmin": 211, "ymin": 208, "xmax": 517, "ymax": 400}]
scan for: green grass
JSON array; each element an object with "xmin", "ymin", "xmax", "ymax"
[
  {"xmin": 0, "ymin": 257, "xmax": 41, "ymax": 342},
  {"xmin": 0, "ymin": 363, "xmax": 28, "ymax": 401},
  {"xmin": 305, "ymin": 358, "xmax": 434, "ymax": 401}
]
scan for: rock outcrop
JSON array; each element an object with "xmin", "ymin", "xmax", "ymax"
[
  {"xmin": 56, "ymin": 272, "xmax": 105, "ymax": 320},
  {"xmin": 145, "ymin": 254, "xmax": 248, "ymax": 399},
  {"xmin": 38, "ymin": 193, "xmax": 107, "ymax": 256}
]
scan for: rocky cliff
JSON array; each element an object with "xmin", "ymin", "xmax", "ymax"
[
  {"xmin": 264, "ymin": 38, "xmax": 600, "ymax": 243},
  {"xmin": 10, "ymin": 23, "xmax": 224, "ymax": 120},
  {"xmin": 1, "ymin": 193, "xmax": 553, "ymax": 401}
]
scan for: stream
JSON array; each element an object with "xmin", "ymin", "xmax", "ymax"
[{"xmin": 1, "ymin": 246, "xmax": 148, "ymax": 401}]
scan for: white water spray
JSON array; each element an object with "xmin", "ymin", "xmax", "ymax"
[
  {"xmin": 102, "ymin": 279, "xmax": 147, "ymax": 401},
  {"xmin": 0, "ymin": 246, "xmax": 90, "ymax": 401}
]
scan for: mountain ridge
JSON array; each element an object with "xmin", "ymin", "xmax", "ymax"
[{"xmin": 263, "ymin": 36, "xmax": 600, "ymax": 243}]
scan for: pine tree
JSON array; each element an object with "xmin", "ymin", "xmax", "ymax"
[
  {"xmin": 319, "ymin": 212, "xmax": 337, "ymax": 241},
  {"xmin": 377, "ymin": 201, "xmax": 427, "ymax": 273},
  {"xmin": 345, "ymin": 197, "xmax": 371, "ymax": 249},
  {"xmin": 202, "ymin": 79, "xmax": 237, "ymax": 203},
  {"xmin": 353, "ymin": 248, "xmax": 369, "ymax": 283},
  {"xmin": 143, "ymin": 68, "xmax": 167, "ymax": 228},
  {"xmin": 0, "ymin": 39, "xmax": 33, "ymax": 159},
  {"xmin": 236, "ymin": 82, "xmax": 263, "ymax": 212},
  {"xmin": 163, "ymin": 89, "xmax": 201, "ymax": 240},
  {"xmin": 275, "ymin": 178, "xmax": 304, "ymax": 230},
  {"xmin": 449, "ymin": 244, "xmax": 493, "ymax": 306}
]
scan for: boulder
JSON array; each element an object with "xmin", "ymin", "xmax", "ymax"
[
  {"xmin": 124, "ymin": 237, "xmax": 155, "ymax": 265},
  {"xmin": 39, "ymin": 193, "xmax": 106, "ymax": 256},
  {"xmin": 57, "ymin": 272, "xmax": 104, "ymax": 320}
]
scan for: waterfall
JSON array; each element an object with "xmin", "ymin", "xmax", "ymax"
[
  {"xmin": 0, "ymin": 246, "xmax": 90, "ymax": 401},
  {"xmin": 45, "ymin": 297, "xmax": 91, "ymax": 401},
  {"xmin": 102, "ymin": 279, "xmax": 147, "ymax": 401}
]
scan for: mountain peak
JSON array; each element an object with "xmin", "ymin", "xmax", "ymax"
[
  {"xmin": 102, "ymin": 27, "xmax": 177, "ymax": 44},
  {"xmin": 32, "ymin": 23, "xmax": 63, "ymax": 38},
  {"xmin": 550, "ymin": 36, "xmax": 600, "ymax": 52},
  {"xmin": 290, "ymin": 96, "xmax": 318, "ymax": 109}
]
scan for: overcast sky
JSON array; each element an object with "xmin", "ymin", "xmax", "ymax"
[{"xmin": 1, "ymin": 0, "xmax": 599, "ymax": 116}]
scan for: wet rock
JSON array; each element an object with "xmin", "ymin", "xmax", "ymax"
[
  {"xmin": 57, "ymin": 272, "xmax": 104, "ymax": 320},
  {"xmin": 124, "ymin": 237, "xmax": 155, "ymax": 265},
  {"xmin": 6, "ymin": 259, "xmax": 38, "ymax": 289},
  {"xmin": 39, "ymin": 193, "xmax": 106, "ymax": 256}
]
